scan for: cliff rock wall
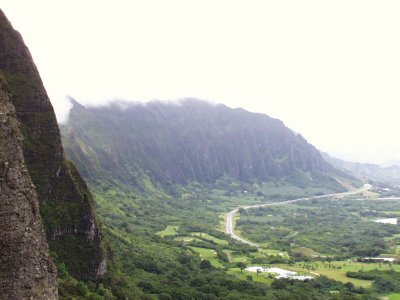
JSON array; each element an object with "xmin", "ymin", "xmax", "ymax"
[
  {"xmin": 0, "ymin": 80, "xmax": 57, "ymax": 299},
  {"xmin": 0, "ymin": 10, "xmax": 105, "ymax": 280}
]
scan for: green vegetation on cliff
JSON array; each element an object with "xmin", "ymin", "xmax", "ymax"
[{"xmin": 0, "ymin": 9, "xmax": 104, "ymax": 281}]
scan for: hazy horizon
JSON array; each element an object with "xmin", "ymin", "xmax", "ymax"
[{"xmin": 2, "ymin": 0, "xmax": 399, "ymax": 164}]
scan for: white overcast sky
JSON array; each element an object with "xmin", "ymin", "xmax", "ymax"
[{"xmin": 1, "ymin": 0, "xmax": 400, "ymax": 164}]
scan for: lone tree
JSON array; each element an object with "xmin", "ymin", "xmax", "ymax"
[{"xmin": 236, "ymin": 262, "xmax": 247, "ymax": 273}]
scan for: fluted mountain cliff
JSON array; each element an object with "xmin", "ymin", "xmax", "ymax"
[
  {"xmin": 62, "ymin": 99, "xmax": 351, "ymax": 191},
  {"xmin": 0, "ymin": 9, "xmax": 104, "ymax": 283}
]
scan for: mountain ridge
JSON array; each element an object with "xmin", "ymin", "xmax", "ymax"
[{"xmin": 62, "ymin": 98, "xmax": 356, "ymax": 192}]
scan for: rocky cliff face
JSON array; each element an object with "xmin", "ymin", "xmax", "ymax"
[
  {"xmin": 0, "ymin": 10, "xmax": 105, "ymax": 280},
  {"xmin": 0, "ymin": 79, "xmax": 57, "ymax": 299}
]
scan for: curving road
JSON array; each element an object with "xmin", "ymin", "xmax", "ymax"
[{"xmin": 225, "ymin": 184, "xmax": 372, "ymax": 247}]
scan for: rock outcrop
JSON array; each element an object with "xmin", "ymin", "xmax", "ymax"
[
  {"xmin": 0, "ymin": 9, "xmax": 105, "ymax": 280},
  {"xmin": 0, "ymin": 79, "xmax": 57, "ymax": 299}
]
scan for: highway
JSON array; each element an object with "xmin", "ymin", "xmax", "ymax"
[{"xmin": 225, "ymin": 184, "xmax": 372, "ymax": 247}]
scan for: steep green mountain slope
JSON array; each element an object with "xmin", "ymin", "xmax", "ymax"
[
  {"xmin": 62, "ymin": 98, "xmax": 353, "ymax": 192},
  {"xmin": 0, "ymin": 9, "xmax": 104, "ymax": 281}
]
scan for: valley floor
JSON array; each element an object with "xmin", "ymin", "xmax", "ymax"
[{"xmin": 154, "ymin": 183, "xmax": 400, "ymax": 299}]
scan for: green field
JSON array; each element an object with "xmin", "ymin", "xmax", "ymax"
[
  {"xmin": 281, "ymin": 260, "xmax": 400, "ymax": 288},
  {"xmin": 191, "ymin": 232, "xmax": 228, "ymax": 245},
  {"xmin": 316, "ymin": 269, "xmax": 371, "ymax": 288},
  {"xmin": 283, "ymin": 264, "xmax": 372, "ymax": 288},
  {"xmin": 326, "ymin": 261, "xmax": 400, "ymax": 272},
  {"xmin": 155, "ymin": 225, "xmax": 179, "ymax": 237},
  {"xmin": 258, "ymin": 248, "xmax": 289, "ymax": 258},
  {"xmin": 189, "ymin": 246, "xmax": 224, "ymax": 268},
  {"xmin": 227, "ymin": 268, "xmax": 274, "ymax": 284},
  {"xmin": 228, "ymin": 252, "xmax": 249, "ymax": 263},
  {"xmin": 174, "ymin": 236, "xmax": 203, "ymax": 243},
  {"xmin": 386, "ymin": 293, "xmax": 400, "ymax": 300}
]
